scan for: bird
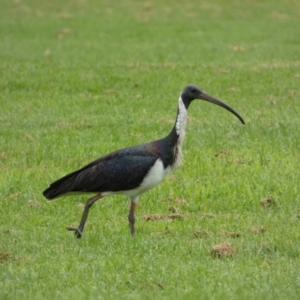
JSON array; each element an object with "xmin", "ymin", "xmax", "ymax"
[{"xmin": 43, "ymin": 84, "xmax": 244, "ymax": 238}]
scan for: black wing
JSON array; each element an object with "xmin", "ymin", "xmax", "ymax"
[{"xmin": 43, "ymin": 144, "xmax": 160, "ymax": 200}]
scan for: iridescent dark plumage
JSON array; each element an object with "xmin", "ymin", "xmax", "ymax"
[{"xmin": 43, "ymin": 84, "xmax": 244, "ymax": 238}]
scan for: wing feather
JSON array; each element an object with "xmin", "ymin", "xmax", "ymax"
[{"xmin": 43, "ymin": 144, "xmax": 160, "ymax": 199}]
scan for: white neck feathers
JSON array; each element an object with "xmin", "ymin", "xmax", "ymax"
[
  {"xmin": 175, "ymin": 96, "xmax": 187, "ymax": 136},
  {"xmin": 173, "ymin": 96, "xmax": 187, "ymax": 167}
]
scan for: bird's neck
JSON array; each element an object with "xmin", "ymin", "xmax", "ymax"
[{"xmin": 168, "ymin": 95, "xmax": 188, "ymax": 167}]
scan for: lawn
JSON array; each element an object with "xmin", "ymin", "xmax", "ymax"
[{"xmin": 1, "ymin": 0, "xmax": 300, "ymax": 299}]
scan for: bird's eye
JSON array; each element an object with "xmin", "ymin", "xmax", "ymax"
[{"xmin": 191, "ymin": 89, "xmax": 196, "ymax": 93}]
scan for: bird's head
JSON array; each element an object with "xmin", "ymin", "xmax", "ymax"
[{"xmin": 181, "ymin": 84, "xmax": 245, "ymax": 124}]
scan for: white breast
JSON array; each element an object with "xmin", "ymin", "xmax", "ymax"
[{"xmin": 140, "ymin": 159, "xmax": 172, "ymax": 191}]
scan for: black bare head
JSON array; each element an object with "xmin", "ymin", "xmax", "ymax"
[{"xmin": 181, "ymin": 84, "xmax": 245, "ymax": 124}]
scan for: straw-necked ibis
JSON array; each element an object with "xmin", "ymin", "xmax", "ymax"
[{"xmin": 43, "ymin": 84, "xmax": 244, "ymax": 238}]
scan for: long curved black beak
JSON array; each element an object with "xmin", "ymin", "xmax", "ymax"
[{"xmin": 197, "ymin": 91, "xmax": 245, "ymax": 124}]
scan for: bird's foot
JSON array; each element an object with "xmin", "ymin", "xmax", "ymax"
[
  {"xmin": 129, "ymin": 223, "xmax": 136, "ymax": 236},
  {"xmin": 67, "ymin": 227, "xmax": 82, "ymax": 239}
]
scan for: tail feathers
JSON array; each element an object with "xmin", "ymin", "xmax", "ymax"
[{"xmin": 43, "ymin": 172, "xmax": 79, "ymax": 200}]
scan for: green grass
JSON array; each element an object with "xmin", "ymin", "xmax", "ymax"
[{"xmin": 1, "ymin": 0, "xmax": 300, "ymax": 299}]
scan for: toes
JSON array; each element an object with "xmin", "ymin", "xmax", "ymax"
[{"xmin": 67, "ymin": 227, "xmax": 82, "ymax": 239}]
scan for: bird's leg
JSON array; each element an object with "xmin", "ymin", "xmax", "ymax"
[
  {"xmin": 67, "ymin": 193, "xmax": 102, "ymax": 239},
  {"xmin": 128, "ymin": 201, "xmax": 137, "ymax": 236}
]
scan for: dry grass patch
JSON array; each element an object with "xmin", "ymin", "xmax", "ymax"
[
  {"xmin": 210, "ymin": 242, "xmax": 236, "ymax": 258},
  {"xmin": 251, "ymin": 226, "xmax": 266, "ymax": 234},
  {"xmin": 142, "ymin": 213, "xmax": 184, "ymax": 222},
  {"xmin": 200, "ymin": 213, "xmax": 216, "ymax": 219},
  {"xmin": 192, "ymin": 230, "xmax": 210, "ymax": 239},
  {"xmin": 220, "ymin": 230, "xmax": 241, "ymax": 238},
  {"xmin": 260, "ymin": 197, "xmax": 276, "ymax": 208}
]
